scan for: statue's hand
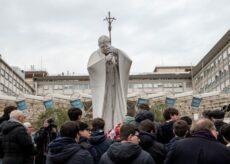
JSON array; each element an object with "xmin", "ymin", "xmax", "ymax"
[
  {"xmin": 107, "ymin": 46, "xmax": 118, "ymax": 55},
  {"xmin": 105, "ymin": 54, "xmax": 113, "ymax": 62},
  {"xmin": 106, "ymin": 53, "xmax": 117, "ymax": 65}
]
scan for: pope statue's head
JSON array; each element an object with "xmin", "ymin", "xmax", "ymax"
[{"xmin": 98, "ymin": 35, "xmax": 111, "ymax": 55}]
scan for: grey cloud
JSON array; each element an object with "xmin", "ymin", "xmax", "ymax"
[{"xmin": 0, "ymin": 0, "xmax": 229, "ymax": 74}]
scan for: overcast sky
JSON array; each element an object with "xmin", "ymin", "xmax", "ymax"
[{"xmin": 0, "ymin": 0, "xmax": 229, "ymax": 75}]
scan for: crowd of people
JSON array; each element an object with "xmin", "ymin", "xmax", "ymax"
[{"xmin": 0, "ymin": 104, "xmax": 230, "ymax": 164}]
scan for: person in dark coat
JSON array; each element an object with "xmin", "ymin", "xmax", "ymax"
[
  {"xmin": 34, "ymin": 119, "xmax": 57, "ymax": 164},
  {"xmin": 1, "ymin": 110, "xmax": 35, "ymax": 164},
  {"xmin": 90, "ymin": 118, "xmax": 113, "ymax": 163},
  {"xmin": 138, "ymin": 120, "xmax": 166, "ymax": 164},
  {"xmin": 220, "ymin": 123, "xmax": 230, "ymax": 148},
  {"xmin": 46, "ymin": 121, "xmax": 94, "ymax": 164},
  {"xmin": 0, "ymin": 106, "xmax": 17, "ymax": 125},
  {"xmin": 0, "ymin": 106, "xmax": 17, "ymax": 161},
  {"xmin": 123, "ymin": 105, "xmax": 136, "ymax": 125},
  {"xmin": 179, "ymin": 116, "xmax": 192, "ymax": 137},
  {"xmin": 164, "ymin": 118, "xmax": 230, "ymax": 164},
  {"xmin": 100, "ymin": 124, "xmax": 155, "ymax": 164},
  {"xmin": 157, "ymin": 107, "xmax": 179, "ymax": 144},
  {"xmin": 210, "ymin": 109, "xmax": 227, "ymax": 144},
  {"xmin": 165, "ymin": 120, "xmax": 189, "ymax": 152},
  {"xmin": 78, "ymin": 121, "xmax": 98, "ymax": 163}
]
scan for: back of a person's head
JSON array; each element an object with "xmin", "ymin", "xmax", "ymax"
[
  {"xmin": 78, "ymin": 121, "xmax": 89, "ymax": 131},
  {"xmin": 98, "ymin": 35, "xmax": 110, "ymax": 45},
  {"xmin": 220, "ymin": 124, "xmax": 230, "ymax": 142},
  {"xmin": 202, "ymin": 110, "xmax": 212, "ymax": 120},
  {"xmin": 10, "ymin": 110, "xmax": 24, "ymax": 120},
  {"xmin": 92, "ymin": 118, "xmax": 105, "ymax": 131},
  {"xmin": 163, "ymin": 107, "xmax": 179, "ymax": 121},
  {"xmin": 180, "ymin": 116, "xmax": 192, "ymax": 126},
  {"xmin": 120, "ymin": 124, "xmax": 138, "ymax": 140},
  {"xmin": 173, "ymin": 120, "xmax": 189, "ymax": 137},
  {"xmin": 23, "ymin": 122, "xmax": 32, "ymax": 128},
  {"xmin": 138, "ymin": 104, "xmax": 150, "ymax": 111},
  {"xmin": 135, "ymin": 110, "xmax": 154, "ymax": 123},
  {"xmin": 60, "ymin": 121, "xmax": 79, "ymax": 138},
  {"xmin": 190, "ymin": 118, "xmax": 215, "ymax": 133},
  {"xmin": 68, "ymin": 107, "xmax": 82, "ymax": 121},
  {"xmin": 126, "ymin": 105, "xmax": 136, "ymax": 117},
  {"xmin": 3, "ymin": 106, "xmax": 17, "ymax": 117},
  {"xmin": 138, "ymin": 119, "xmax": 155, "ymax": 133}
]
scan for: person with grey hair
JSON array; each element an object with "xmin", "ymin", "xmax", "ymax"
[
  {"xmin": 0, "ymin": 106, "xmax": 17, "ymax": 163},
  {"xmin": 0, "ymin": 110, "xmax": 35, "ymax": 164},
  {"xmin": 24, "ymin": 122, "xmax": 33, "ymax": 136},
  {"xmin": 164, "ymin": 118, "xmax": 230, "ymax": 164},
  {"xmin": 88, "ymin": 35, "xmax": 132, "ymax": 131}
]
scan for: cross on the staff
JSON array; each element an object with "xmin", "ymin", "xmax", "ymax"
[{"xmin": 104, "ymin": 11, "xmax": 116, "ymax": 44}]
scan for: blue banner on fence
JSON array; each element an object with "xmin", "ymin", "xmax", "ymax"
[
  {"xmin": 165, "ymin": 97, "xmax": 176, "ymax": 107},
  {"xmin": 43, "ymin": 99, "xmax": 54, "ymax": 109},
  {"xmin": 70, "ymin": 99, "xmax": 83, "ymax": 109},
  {"xmin": 191, "ymin": 97, "xmax": 202, "ymax": 108},
  {"xmin": 16, "ymin": 100, "xmax": 27, "ymax": 110},
  {"xmin": 137, "ymin": 98, "xmax": 149, "ymax": 106}
]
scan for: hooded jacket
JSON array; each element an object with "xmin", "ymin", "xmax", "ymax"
[
  {"xmin": 99, "ymin": 142, "xmax": 155, "ymax": 164},
  {"xmin": 46, "ymin": 137, "xmax": 94, "ymax": 164},
  {"xmin": 123, "ymin": 115, "xmax": 135, "ymax": 125},
  {"xmin": 90, "ymin": 131, "xmax": 113, "ymax": 163},
  {"xmin": 157, "ymin": 121, "xmax": 175, "ymax": 144},
  {"xmin": 139, "ymin": 131, "xmax": 166, "ymax": 164}
]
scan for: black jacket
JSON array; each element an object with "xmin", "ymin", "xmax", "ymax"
[
  {"xmin": 214, "ymin": 120, "xmax": 227, "ymax": 144},
  {"xmin": 157, "ymin": 121, "xmax": 175, "ymax": 144},
  {"xmin": 90, "ymin": 131, "xmax": 113, "ymax": 163},
  {"xmin": 99, "ymin": 142, "xmax": 155, "ymax": 164},
  {"xmin": 1, "ymin": 120, "xmax": 35, "ymax": 164},
  {"xmin": 164, "ymin": 131, "xmax": 230, "ymax": 164},
  {"xmin": 79, "ymin": 136, "xmax": 98, "ymax": 163},
  {"xmin": 165, "ymin": 136, "xmax": 184, "ymax": 152},
  {"xmin": 139, "ymin": 131, "xmax": 166, "ymax": 164},
  {"xmin": 46, "ymin": 137, "xmax": 94, "ymax": 164}
]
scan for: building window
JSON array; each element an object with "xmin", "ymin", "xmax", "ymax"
[
  {"xmin": 143, "ymin": 83, "xmax": 152, "ymax": 88},
  {"xmin": 44, "ymin": 86, "xmax": 49, "ymax": 90},
  {"xmin": 3, "ymin": 86, "xmax": 8, "ymax": 92},
  {"xmin": 133, "ymin": 84, "xmax": 142, "ymax": 89},
  {"xmin": 128, "ymin": 84, "xmax": 134, "ymax": 88},
  {"xmin": 0, "ymin": 84, "xmax": 3, "ymax": 91},
  {"xmin": 223, "ymin": 50, "xmax": 227, "ymax": 59},
  {"xmin": 1, "ymin": 69, "xmax": 5, "ymax": 76},
  {"xmin": 9, "ymin": 76, "xmax": 12, "ymax": 83},
  {"xmin": 54, "ymin": 85, "xmax": 59, "ymax": 90},
  {"xmin": 5, "ymin": 73, "xmax": 9, "ymax": 80},
  {"xmin": 64, "ymin": 85, "xmax": 74, "ymax": 89}
]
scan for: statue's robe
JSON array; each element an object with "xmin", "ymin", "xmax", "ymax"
[{"xmin": 87, "ymin": 49, "xmax": 132, "ymax": 131}]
